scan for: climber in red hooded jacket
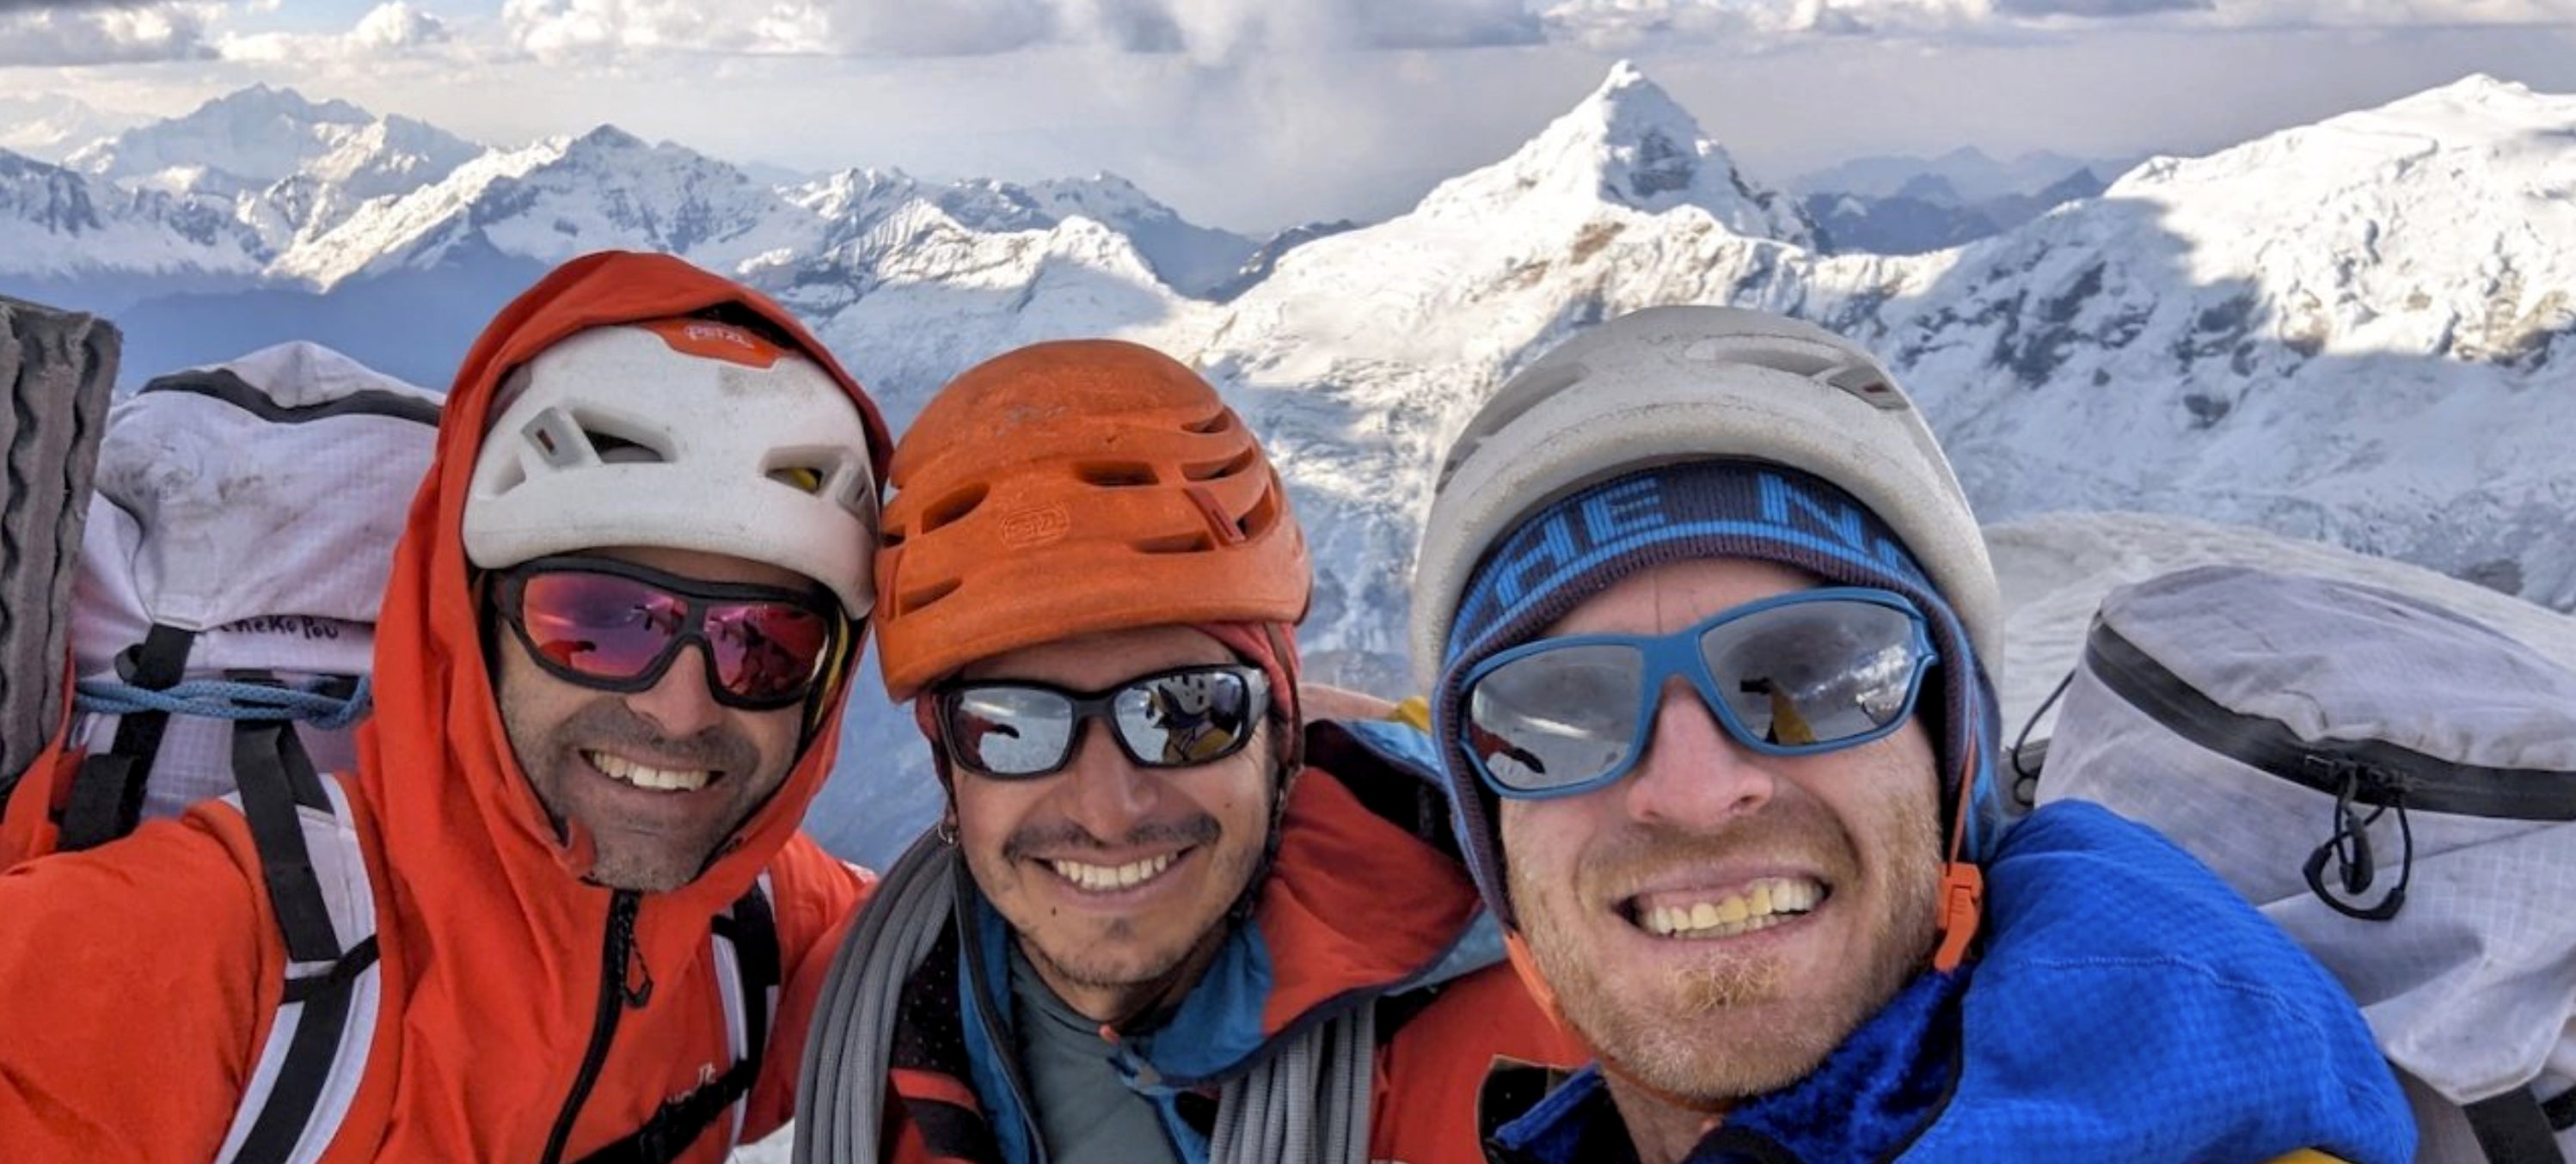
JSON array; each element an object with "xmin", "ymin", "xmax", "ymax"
[{"xmin": 0, "ymin": 251, "xmax": 893, "ymax": 1163}]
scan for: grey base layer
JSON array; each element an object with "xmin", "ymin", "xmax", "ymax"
[{"xmin": 0, "ymin": 295, "xmax": 119, "ymax": 792}]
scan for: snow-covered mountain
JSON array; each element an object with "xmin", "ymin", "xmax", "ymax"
[
  {"xmin": 1880, "ymin": 73, "xmax": 2576, "ymax": 610},
  {"xmin": 0, "ymin": 149, "xmax": 265, "ymax": 289},
  {"xmin": 64, "ymin": 85, "xmax": 483, "ymax": 254},
  {"xmin": 1794, "ymin": 146, "xmax": 2122, "ymax": 202},
  {"xmin": 68, "ymin": 85, "xmax": 475, "ymax": 201},
  {"xmin": 0, "ymin": 94, "xmax": 143, "ymax": 164},
  {"xmin": 273, "ymin": 126, "xmax": 819, "ymax": 288},
  {"xmin": 1804, "ymin": 167, "xmax": 2107, "ymax": 255},
  {"xmin": 9, "ymin": 65, "xmax": 2576, "ymax": 870},
  {"xmin": 933, "ymin": 173, "xmax": 1258, "ymax": 298}
]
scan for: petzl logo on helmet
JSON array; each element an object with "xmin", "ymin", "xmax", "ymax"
[
  {"xmin": 638, "ymin": 318, "xmax": 787, "ymax": 370},
  {"xmin": 1000, "ymin": 503, "xmax": 1071, "ymax": 548}
]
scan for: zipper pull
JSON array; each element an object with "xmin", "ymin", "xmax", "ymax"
[
  {"xmin": 609, "ymin": 890, "xmax": 654, "ymax": 1008},
  {"xmin": 2299, "ymin": 760, "xmax": 2413, "ymax": 922}
]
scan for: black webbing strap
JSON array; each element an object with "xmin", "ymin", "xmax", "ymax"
[
  {"xmin": 2545, "ymin": 1085, "xmax": 2576, "ymax": 1132},
  {"xmin": 58, "ymin": 622, "xmax": 195, "ymax": 850},
  {"xmin": 232, "ymin": 720, "xmax": 342, "ymax": 964},
  {"xmin": 231, "ymin": 720, "xmax": 377, "ymax": 1164},
  {"xmin": 233, "ymin": 933, "xmax": 380, "ymax": 1164},
  {"xmin": 569, "ymin": 885, "xmax": 779, "ymax": 1164},
  {"xmin": 2466, "ymin": 1089, "xmax": 2568, "ymax": 1164}
]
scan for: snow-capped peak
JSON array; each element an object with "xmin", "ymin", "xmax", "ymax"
[
  {"xmin": 61, "ymin": 83, "xmax": 485, "ymax": 256},
  {"xmin": 273, "ymin": 124, "xmax": 814, "ymax": 289},
  {"xmin": 1416, "ymin": 60, "xmax": 1813, "ymax": 246},
  {"xmin": 69, "ymin": 85, "xmax": 377, "ymax": 188}
]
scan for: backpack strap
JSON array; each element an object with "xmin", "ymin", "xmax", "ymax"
[
  {"xmin": 2544, "ymin": 1084, "xmax": 2576, "ymax": 1133},
  {"xmin": 568, "ymin": 877, "xmax": 780, "ymax": 1164},
  {"xmin": 58, "ymin": 622, "xmax": 194, "ymax": 850},
  {"xmin": 2464, "ymin": 1088, "xmax": 2569, "ymax": 1164},
  {"xmin": 214, "ymin": 720, "xmax": 384, "ymax": 1164}
]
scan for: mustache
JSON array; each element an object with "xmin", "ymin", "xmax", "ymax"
[
  {"xmin": 1578, "ymin": 806, "xmax": 1856, "ymax": 904},
  {"xmin": 1003, "ymin": 814, "xmax": 1222, "ymax": 861},
  {"xmin": 557, "ymin": 698, "xmax": 760, "ymax": 775}
]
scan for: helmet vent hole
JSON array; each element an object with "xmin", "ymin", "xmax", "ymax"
[
  {"xmin": 1076, "ymin": 461, "xmax": 1158, "ymax": 488},
  {"xmin": 920, "ymin": 484, "xmax": 988, "ymax": 534},
  {"xmin": 899, "ymin": 579, "xmax": 960, "ymax": 615},
  {"xmin": 1135, "ymin": 532, "xmax": 1216, "ymax": 555},
  {"xmin": 1181, "ymin": 409, "xmax": 1233, "ymax": 435},
  {"xmin": 1826, "ymin": 366, "xmax": 1907, "ymax": 410},
  {"xmin": 1239, "ymin": 487, "xmax": 1281, "ymax": 539},
  {"xmin": 768, "ymin": 465, "xmax": 827, "ymax": 494},
  {"xmin": 569, "ymin": 410, "xmax": 671, "ymax": 464},
  {"xmin": 1182, "ymin": 449, "xmax": 1259, "ymax": 481}
]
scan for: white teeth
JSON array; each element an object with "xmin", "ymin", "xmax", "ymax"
[
  {"xmin": 1046, "ymin": 852, "xmax": 1179, "ymax": 892},
  {"xmin": 588, "ymin": 750, "xmax": 711, "ymax": 793},
  {"xmin": 1639, "ymin": 877, "xmax": 1824, "ymax": 939}
]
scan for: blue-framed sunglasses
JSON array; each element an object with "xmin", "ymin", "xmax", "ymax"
[{"xmin": 1457, "ymin": 587, "xmax": 1939, "ymax": 799}]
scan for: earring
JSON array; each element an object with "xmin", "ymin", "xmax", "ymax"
[{"xmin": 934, "ymin": 814, "xmax": 959, "ymax": 847}]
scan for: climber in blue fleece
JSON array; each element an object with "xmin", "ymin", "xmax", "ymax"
[{"xmin": 1403, "ymin": 305, "xmax": 2414, "ymax": 1164}]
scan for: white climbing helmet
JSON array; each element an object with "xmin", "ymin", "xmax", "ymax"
[{"xmin": 463, "ymin": 318, "xmax": 880, "ymax": 616}]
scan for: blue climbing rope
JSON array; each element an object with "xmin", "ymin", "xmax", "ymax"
[{"xmin": 75, "ymin": 675, "xmax": 374, "ymax": 732}]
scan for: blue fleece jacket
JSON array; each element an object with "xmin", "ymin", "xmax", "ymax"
[{"xmin": 1491, "ymin": 800, "xmax": 2416, "ymax": 1164}]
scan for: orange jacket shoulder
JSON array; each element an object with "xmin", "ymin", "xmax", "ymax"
[
  {"xmin": 0, "ymin": 807, "xmax": 280, "ymax": 1162},
  {"xmin": 1369, "ymin": 961, "xmax": 1588, "ymax": 1164}
]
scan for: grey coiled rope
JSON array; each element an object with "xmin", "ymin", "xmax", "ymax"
[
  {"xmin": 1208, "ymin": 1000, "xmax": 1375, "ymax": 1164},
  {"xmin": 794, "ymin": 828, "xmax": 1377, "ymax": 1163},
  {"xmin": 794, "ymin": 828, "xmax": 956, "ymax": 1164}
]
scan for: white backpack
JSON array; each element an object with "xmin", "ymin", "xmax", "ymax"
[
  {"xmin": 2035, "ymin": 564, "xmax": 2576, "ymax": 1164},
  {"xmin": 9, "ymin": 344, "xmax": 782, "ymax": 1164}
]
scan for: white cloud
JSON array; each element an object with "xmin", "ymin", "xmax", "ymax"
[
  {"xmin": 496, "ymin": 0, "xmax": 1538, "ymax": 64},
  {"xmin": 352, "ymin": 2, "xmax": 451, "ymax": 50},
  {"xmin": 473, "ymin": 0, "xmax": 2576, "ymax": 68},
  {"xmin": 500, "ymin": 0, "xmax": 833, "ymax": 62},
  {"xmin": 1534, "ymin": 0, "xmax": 2576, "ymax": 47},
  {"xmin": 218, "ymin": 2, "xmax": 457, "ymax": 64},
  {"xmin": 0, "ymin": 4, "xmax": 217, "ymax": 66}
]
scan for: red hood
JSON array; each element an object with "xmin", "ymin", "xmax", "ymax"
[{"xmin": 356, "ymin": 250, "xmax": 892, "ymax": 965}]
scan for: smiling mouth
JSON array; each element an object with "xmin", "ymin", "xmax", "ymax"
[
  {"xmin": 1043, "ymin": 849, "xmax": 1188, "ymax": 893},
  {"xmin": 586, "ymin": 749, "xmax": 718, "ymax": 793},
  {"xmin": 1622, "ymin": 876, "xmax": 1826, "ymax": 940}
]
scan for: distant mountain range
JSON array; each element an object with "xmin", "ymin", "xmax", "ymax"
[{"xmin": 5, "ymin": 64, "xmax": 2572, "ymax": 866}]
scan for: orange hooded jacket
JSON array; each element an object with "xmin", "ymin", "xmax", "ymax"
[{"xmin": 0, "ymin": 251, "xmax": 892, "ymax": 1162}]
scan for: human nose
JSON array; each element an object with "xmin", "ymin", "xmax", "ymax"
[
  {"xmin": 626, "ymin": 642, "xmax": 727, "ymax": 738},
  {"xmin": 1053, "ymin": 720, "xmax": 1159, "ymax": 842},
  {"xmin": 1622, "ymin": 677, "xmax": 1776, "ymax": 830}
]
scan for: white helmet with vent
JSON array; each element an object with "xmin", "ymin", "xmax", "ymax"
[{"xmin": 463, "ymin": 317, "xmax": 879, "ymax": 615}]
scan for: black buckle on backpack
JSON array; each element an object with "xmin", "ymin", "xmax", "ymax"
[{"xmin": 2300, "ymin": 759, "xmax": 2414, "ymax": 922}]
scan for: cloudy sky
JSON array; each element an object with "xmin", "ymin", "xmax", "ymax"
[{"xmin": 3, "ymin": 0, "xmax": 2573, "ymax": 230}]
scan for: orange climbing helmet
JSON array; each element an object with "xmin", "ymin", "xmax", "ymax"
[{"xmin": 874, "ymin": 340, "xmax": 1310, "ymax": 699}]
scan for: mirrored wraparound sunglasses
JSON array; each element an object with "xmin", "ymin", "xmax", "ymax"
[
  {"xmin": 492, "ymin": 554, "xmax": 842, "ymax": 711},
  {"xmin": 1459, "ymin": 587, "xmax": 1939, "ymax": 799},
  {"xmin": 935, "ymin": 664, "xmax": 1272, "ymax": 780}
]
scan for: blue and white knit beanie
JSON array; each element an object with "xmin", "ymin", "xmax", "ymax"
[{"xmin": 1410, "ymin": 306, "xmax": 2009, "ymax": 926}]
